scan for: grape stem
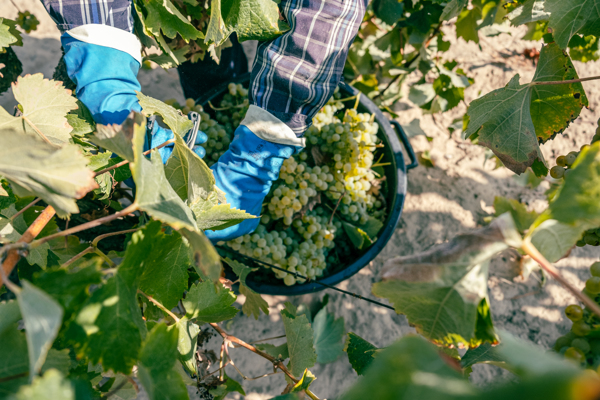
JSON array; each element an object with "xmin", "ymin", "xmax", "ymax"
[
  {"xmin": 529, "ymin": 75, "xmax": 600, "ymax": 86},
  {"xmin": 329, "ymin": 190, "xmax": 346, "ymax": 225},
  {"xmin": 521, "ymin": 238, "xmax": 600, "ymax": 317},
  {"xmin": 9, "ymin": 197, "xmax": 41, "ymax": 221}
]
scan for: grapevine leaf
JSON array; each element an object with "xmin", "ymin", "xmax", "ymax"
[
  {"xmin": 142, "ymin": 0, "xmax": 203, "ymax": 41},
  {"xmin": 91, "ymin": 113, "xmax": 144, "ymax": 162},
  {"xmin": 313, "ymin": 308, "xmax": 345, "ymax": 364},
  {"xmin": 181, "ymin": 228, "xmax": 222, "ymax": 282},
  {"xmin": 137, "ymin": 92, "xmax": 193, "ymax": 137},
  {"xmin": 255, "ymin": 343, "xmax": 289, "ymax": 360},
  {"xmin": 440, "ymin": 0, "xmax": 468, "ymax": 21},
  {"xmin": 456, "ymin": 8, "xmax": 481, "ymax": 43},
  {"xmin": 25, "ymin": 243, "xmax": 50, "ymax": 269},
  {"xmin": 100, "ymin": 375, "xmax": 136, "ymax": 400},
  {"xmin": 408, "ymin": 83, "xmax": 436, "ymax": 106},
  {"xmin": 17, "ymin": 281, "xmax": 63, "ymax": 378},
  {"xmin": 460, "ymin": 342, "xmax": 505, "ymax": 369},
  {"xmin": 530, "ymin": 43, "xmax": 588, "ymax": 142},
  {"xmin": 0, "ymin": 129, "xmax": 97, "ymax": 218},
  {"xmin": 205, "ymin": 0, "xmax": 289, "ymax": 46},
  {"xmin": 66, "ymin": 102, "xmax": 95, "ymax": 137},
  {"xmin": 464, "ymin": 75, "xmax": 542, "ymax": 174},
  {"xmin": 173, "ymin": 317, "xmax": 200, "ymax": 375},
  {"xmin": 145, "ymin": 45, "xmax": 190, "ymax": 69},
  {"xmin": 373, "ymin": 0, "xmax": 404, "ymax": 25},
  {"xmin": 0, "ymin": 18, "xmax": 20, "ymax": 50},
  {"xmin": 0, "ymin": 74, "xmax": 78, "ymax": 146},
  {"xmin": 226, "ymin": 258, "xmax": 269, "ymax": 319},
  {"xmin": 0, "ymin": 325, "xmax": 28, "ymax": 396},
  {"xmin": 41, "ymin": 349, "xmax": 71, "ymax": 375},
  {"xmin": 290, "ymin": 369, "xmax": 316, "ymax": 393},
  {"xmin": 0, "ymin": 179, "xmax": 16, "ymax": 210},
  {"xmin": 31, "ymin": 262, "xmax": 102, "ymax": 321},
  {"xmin": 0, "ymin": 300, "xmax": 21, "ymax": 333},
  {"xmin": 507, "ymin": 0, "xmax": 550, "ymax": 25},
  {"xmin": 373, "ymin": 219, "xmax": 512, "ymax": 347},
  {"xmin": 132, "ymin": 146, "xmax": 198, "ymax": 231},
  {"xmin": 344, "ymin": 333, "xmax": 377, "ymax": 376},
  {"xmin": 12, "ymin": 369, "xmax": 74, "ymax": 400},
  {"xmin": 138, "ymin": 230, "xmax": 189, "ymax": 310},
  {"xmin": 182, "ymin": 281, "xmax": 238, "ymax": 323},
  {"xmin": 529, "ymin": 219, "xmax": 589, "ymax": 262},
  {"xmin": 197, "ymin": 203, "xmax": 257, "ymax": 231},
  {"xmin": 338, "ymin": 336, "xmax": 476, "ymax": 400},
  {"xmin": 209, "ymin": 373, "xmax": 245, "ymax": 400},
  {"xmin": 545, "ymin": 0, "xmax": 600, "ymax": 49},
  {"xmin": 270, "ymin": 395, "xmax": 300, "ymax": 400},
  {"xmin": 137, "ymin": 323, "xmax": 188, "ymax": 400},
  {"xmin": 545, "ymin": 142, "xmax": 600, "ymax": 225},
  {"xmin": 493, "ymin": 196, "xmax": 538, "ymax": 233},
  {"xmin": 342, "ymin": 221, "xmax": 373, "ymax": 250},
  {"xmin": 73, "ymin": 226, "xmax": 157, "ymax": 374},
  {"xmin": 281, "ymin": 302, "xmax": 317, "ymax": 379}
]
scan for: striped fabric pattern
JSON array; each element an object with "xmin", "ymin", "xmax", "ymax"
[
  {"xmin": 41, "ymin": 0, "xmax": 134, "ymax": 33},
  {"xmin": 250, "ymin": 0, "xmax": 368, "ymax": 136}
]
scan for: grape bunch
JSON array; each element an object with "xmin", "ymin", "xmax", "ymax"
[
  {"xmin": 170, "ymin": 85, "xmax": 387, "ymax": 286},
  {"xmin": 550, "ymin": 150, "xmax": 581, "ymax": 179},
  {"xmin": 577, "ymin": 228, "xmax": 600, "ymax": 247},
  {"xmin": 554, "ymin": 261, "xmax": 600, "ymax": 367},
  {"xmin": 16, "ymin": 11, "xmax": 39, "ymax": 33}
]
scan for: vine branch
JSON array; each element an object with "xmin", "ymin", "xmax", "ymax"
[{"xmin": 10, "ymin": 198, "xmax": 41, "ymax": 221}]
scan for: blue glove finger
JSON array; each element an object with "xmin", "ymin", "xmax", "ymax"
[
  {"xmin": 194, "ymin": 145, "xmax": 206, "ymax": 159},
  {"xmin": 195, "ymin": 131, "xmax": 208, "ymax": 145}
]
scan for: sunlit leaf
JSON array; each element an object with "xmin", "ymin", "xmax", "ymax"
[
  {"xmin": 507, "ymin": 0, "xmax": 550, "ymax": 25},
  {"xmin": 142, "ymin": 0, "xmax": 203, "ymax": 42},
  {"xmin": 91, "ymin": 113, "xmax": 145, "ymax": 162},
  {"xmin": 183, "ymin": 281, "xmax": 238, "ymax": 323},
  {"xmin": 137, "ymin": 92, "xmax": 193, "ymax": 137},
  {"xmin": 546, "ymin": 0, "xmax": 600, "ymax": 49}
]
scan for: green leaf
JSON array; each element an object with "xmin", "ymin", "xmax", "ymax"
[
  {"xmin": 131, "ymin": 122, "xmax": 198, "ymax": 230},
  {"xmin": 205, "ymin": 0, "xmax": 290, "ymax": 46},
  {"xmin": 0, "ymin": 300, "xmax": 21, "ymax": 334},
  {"xmin": 137, "ymin": 323, "xmax": 188, "ymax": 400},
  {"xmin": 209, "ymin": 372, "xmax": 245, "ymax": 400},
  {"xmin": 408, "ymin": 83, "xmax": 436, "ymax": 106},
  {"xmin": 456, "ymin": 8, "xmax": 481, "ymax": 43},
  {"xmin": 546, "ymin": 0, "xmax": 600, "ymax": 49},
  {"xmin": 255, "ymin": 343, "xmax": 289, "ymax": 360},
  {"xmin": 66, "ymin": 102, "xmax": 95, "ymax": 137},
  {"xmin": 507, "ymin": 0, "xmax": 550, "ymax": 25},
  {"xmin": 270, "ymin": 395, "xmax": 300, "ymax": 400},
  {"xmin": 373, "ymin": 0, "xmax": 404, "ymax": 25},
  {"xmin": 145, "ymin": 45, "xmax": 190, "ymax": 69},
  {"xmin": 545, "ymin": 142, "xmax": 600, "ymax": 225},
  {"xmin": 373, "ymin": 219, "xmax": 511, "ymax": 347},
  {"xmin": 312, "ymin": 308, "xmax": 345, "ymax": 364},
  {"xmin": 17, "ymin": 281, "xmax": 63, "ymax": 378},
  {"xmin": 339, "ymin": 335, "xmax": 476, "ymax": 400},
  {"xmin": 528, "ymin": 219, "xmax": 589, "ymax": 262},
  {"xmin": 342, "ymin": 221, "xmax": 373, "ymax": 250},
  {"xmin": 281, "ymin": 302, "xmax": 317, "ymax": 379},
  {"xmin": 460, "ymin": 342, "xmax": 505, "ymax": 369},
  {"xmin": 493, "ymin": 196, "xmax": 538, "ymax": 233},
  {"xmin": 91, "ymin": 113, "xmax": 143, "ymax": 162},
  {"xmin": 181, "ymin": 228, "xmax": 222, "ymax": 282},
  {"xmin": 172, "ymin": 317, "xmax": 200, "ymax": 375},
  {"xmin": 0, "ymin": 325, "xmax": 29, "ymax": 396},
  {"xmin": 344, "ymin": 333, "xmax": 377, "ymax": 376},
  {"xmin": 137, "ymin": 92, "xmax": 193, "ymax": 137},
  {"xmin": 12, "ymin": 369, "xmax": 74, "ymax": 400},
  {"xmin": 41, "ymin": 349, "xmax": 71, "ymax": 376},
  {"xmin": 138, "ymin": 230, "xmax": 190, "ymax": 310},
  {"xmin": 74, "ymin": 226, "xmax": 157, "ymax": 374},
  {"xmin": 0, "ymin": 18, "xmax": 20, "ymax": 50},
  {"xmin": 197, "ymin": 204, "xmax": 257, "ymax": 231},
  {"xmin": 440, "ymin": 0, "xmax": 468, "ymax": 21},
  {"xmin": 142, "ymin": 0, "xmax": 203, "ymax": 41},
  {"xmin": 0, "ymin": 129, "xmax": 97, "ymax": 218},
  {"xmin": 182, "ymin": 281, "xmax": 238, "ymax": 323},
  {"xmin": 0, "ymin": 74, "xmax": 78, "ymax": 146},
  {"xmin": 226, "ymin": 258, "xmax": 269, "ymax": 319},
  {"xmin": 290, "ymin": 369, "xmax": 316, "ymax": 393},
  {"xmin": 530, "ymin": 43, "xmax": 588, "ymax": 142}
]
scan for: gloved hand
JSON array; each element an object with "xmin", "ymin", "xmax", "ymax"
[
  {"xmin": 205, "ymin": 125, "xmax": 301, "ymax": 242},
  {"xmin": 61, "ymin": 35, "xmax": 206, "ymax": 161}
]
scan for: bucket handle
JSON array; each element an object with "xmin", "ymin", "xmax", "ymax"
[{"xmin": 390, "ymin": 120, "xmax": 418, "ymax": 170}]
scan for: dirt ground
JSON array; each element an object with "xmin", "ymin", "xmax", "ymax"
[{"xmin": 3, "ymin": 1, "xmax": 600, "ymax": 398}]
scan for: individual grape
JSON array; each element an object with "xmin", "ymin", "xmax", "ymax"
[
  {"xmin": 556, "ymin": 155, "xmax": 567, "ymax": 167},
  {"xmin": 564, "ymin": 347, "xmax": 586, "ymax": 363},
  {"xmin": 572, "ymin": 321, "xmax": 592, "ymax": 336},
  {"xmin": 587, "ymin": 277, "xmax": 600, "ymax": 294},
  {"xmin": 554, "ymin": 335, "xmax": 573, "ymax": 350},
  {"xmin": 565, "ymin": 304, "xmax": 584, "ymax": 321},
  {"xmin": 591, "ymin": 262, "xmax": 600, "ymax": 277},
  {"xmin": 284, "ymin": 274, "xmax": 296, "ymax": 286},
  {"xmin": 185, "ymin": 98, "xmax": 195, "ymax": 108},
  {"xmin": 565, "ymin": 151, "xmax": 579, "ymax": 167},
  {"xmin": 550, "ymin": 166, "xmax": 565, "ymax": 179},
  {"xmin": 572, "ymin": 338, "xmax": 591, "ymax": 354}
]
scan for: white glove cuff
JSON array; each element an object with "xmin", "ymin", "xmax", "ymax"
[
  {"xmin": 65, "ymin": 24, "xmax": 142, "ymax": 65},
  {"xmin": 240, "ymin": 105, "xmax": 306, "ymax": 148}
]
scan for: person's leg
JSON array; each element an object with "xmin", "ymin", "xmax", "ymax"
[{"xmin": 177, "ymin": 33, "xmax": 248, "ymax": 100}]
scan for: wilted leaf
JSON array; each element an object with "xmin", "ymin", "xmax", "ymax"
[
  {"xmin": 290, "ymin": 369, "xmax": 316, "ymax": 393},
  {"xmin": 137, "ymin": 323, "xmax": 188, "ymax": 400},
  {"xmin": 546, "ymin": 0, "xmax": 600, "ymax": 49},
  {"xmin": 313, "ymin": 308, "xmax": 345, "ymax": 364},
  {"xmin": 345, "ymin": 333, "xmax": 378, "ymax": 376},
  {"xmin": 0, "ymin": 129, "xmax": 97, "ymax": 217},
  {"xmin": 205, "ymin": 0, "xmax": 289, "ymax": 46},
  {"xmin": 137, "ymin": 92, "xmax": 193, "ymax": 137},
  {"xmin": 281, "ymin": 302, "xmax": 317, "ymax": 379},
  {"xmin": 0, "ymin": 74, "xmax": 78, "ymax": 146},
  {"xmin": 182, "ymin": 281, "xmax": 238, "ymax": 323}
]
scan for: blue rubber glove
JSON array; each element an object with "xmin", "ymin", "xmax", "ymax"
[
  {"xmin": 61, "ymin": 35, "xmax": 206, "ymax": 161},
  {"xmin": 205, "ymin": 125, "xmax": 301, "ymax": 242}
]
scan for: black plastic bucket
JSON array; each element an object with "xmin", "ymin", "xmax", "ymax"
[{"xmin": 197, "ymin": 74, "xmax": 417, "ymax": 295}]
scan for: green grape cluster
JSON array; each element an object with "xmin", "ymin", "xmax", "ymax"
[
  {"xmin": 554, "ymin": 261, "xmax": 600, "ymax": 368},
  {"xmin": 16, "ymin": 11, "xmax": 39, "ymax": 33},
  {"xmin": 170, "ymin": 85, "xmax": 387, "ymax": 286},
  {"xmin": 550, "ymin": 150, "xmax": 581, "ymax": 179},
  {"xmin": 577, "ymin": 228, "xmax": 600, "ymax": 247}
]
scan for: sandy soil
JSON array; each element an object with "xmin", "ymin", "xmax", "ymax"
[{"xmin": 2, "ymin": 1, "xmax": 600, "ymax": 398}]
